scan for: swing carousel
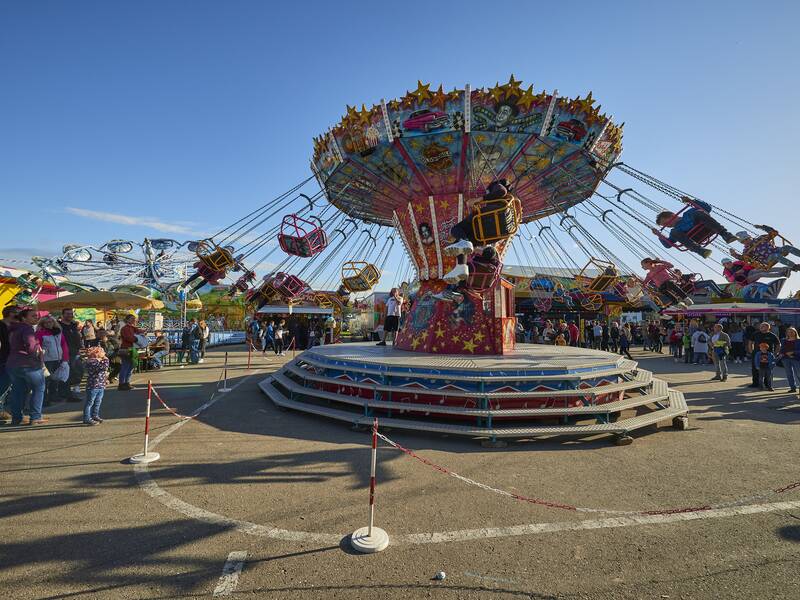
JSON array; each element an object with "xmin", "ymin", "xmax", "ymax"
[{"xmin": 253, "ymin": 77, "xmax": 693, "ymax": 445}]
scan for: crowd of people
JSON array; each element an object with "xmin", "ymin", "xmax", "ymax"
[
  {"xmin": 0, "ymin": 305, "xmax": 218, "ymax": 426},
  {"xmin": 248, "ymin": 314, "xmax": 335, "ymax": 355},
  {"xmin": 515, "ymin": 315, "xmax": 800, "ymax": 395}
]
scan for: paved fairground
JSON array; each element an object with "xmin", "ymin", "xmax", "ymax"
[{"xmin": 2, "ymin": 344, "xmax": 799, "ymax": 600}]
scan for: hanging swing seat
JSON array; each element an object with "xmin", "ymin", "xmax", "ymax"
[
  {"xmin": 231, "ymin": 270, "xmax": 256, "ymax": 293},
  {"xmin": 533, "ymin": 297, "xmax": 552, "ymax": 312},
  {"xmin": 195, "ymin": 239, "xmax": 236, "ymax": 271},
  {"xmin": 266, "ymin": 272, "xmax": 309, "ymax": 301},
  {"xmin": 576, "ymin": 258, "xmax": 619, "ymax": 293},
  {"xmin": 642, "ymin": 268, "xmax": 696, "ymax": 308},
  {"xmin": 466, "ymin": 255, "xmax": 502, "ymax": 291},
  {"xmin": 341, "ymin": 261, "xmax": 381, "ymax": 293},
  {"xmin": 279, "ymin": 214, "xmax": 328, "ymax": 257},
  {"xmin": 470, "ymin": 194, "xmax": 522, "ymax": 244},
  {"xmin": 309, "ymin": 291, "xmax": 334, "ymax": 309},
  {"xmin": 657, "ymin": 202, "xmax": 719, "ymax": 251},
  {"xmin": 578, "ymin": 293, "xmax": 603, "ymax": 311},
  {"xmin": 741, "ymin": 230, "xmax": 793, "ymax": 270}
]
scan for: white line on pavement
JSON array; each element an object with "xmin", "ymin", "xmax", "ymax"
[{"xmin": 212, "ymin": 551, "xmax": 247, "ymax": 597}]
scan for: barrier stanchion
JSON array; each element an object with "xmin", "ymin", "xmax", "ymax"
[
  {"xmin": 350, "ymin": 417, "xmax": 389, "ymax": 553},
  {"xmin": 129, "ymin": 380, "xmax": 161, "ymax": 464},
  {"xmin": 219, "ymin": 352, "xmax": 232, "ymax": 393}
]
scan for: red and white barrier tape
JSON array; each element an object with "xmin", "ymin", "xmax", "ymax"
[
  {"xmin": 375, "ymin": 431, "xmax": 800, "ymax": 517},
  {"xmin": 150, "ymin": 370, "xmax": 224, "ymax": 421}
]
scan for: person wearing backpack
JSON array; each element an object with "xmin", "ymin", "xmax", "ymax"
[{"xmin": 692, "ymin": 328, "xmax": 710, "ymax": 365}]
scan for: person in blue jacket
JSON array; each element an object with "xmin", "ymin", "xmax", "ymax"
[{"xmin": 652, "ymin": 197, "xmax": 737, "ymax": 258}]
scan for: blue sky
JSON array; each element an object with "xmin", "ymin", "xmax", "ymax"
[{"xmin": 1, "ymin": 1, "xmax": 799, "ymax": 291}]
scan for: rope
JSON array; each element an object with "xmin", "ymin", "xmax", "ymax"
[{"xmin": 375, "ymin": 430, "xmax": 800, "ymax": 517}]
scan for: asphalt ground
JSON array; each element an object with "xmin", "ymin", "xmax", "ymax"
[{"xmin": 1, "ymin": 344, "xmax": 798, "ymax": 599}]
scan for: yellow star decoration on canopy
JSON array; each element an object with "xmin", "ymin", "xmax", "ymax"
[
  {"xmin": 357, "ymin": 104, "xmax": 373, "ymax": 126},
  {"xmin": 412, "ymin": 80, "xmax": 432, "ymax": 103},
  {"xmin": 410, "ymin": 334, "xmax": 423, "ymax": 350},
  {"xmin": 343, "ymin": 104, "xmax": 359, "ymax": 128},
  {"xmin": 462, "ymin": 337, "xmax": 477, "ymax": 353},
  {"xmin": 387, "ymin": 98, "xmax": 401, "ymax": 112},
  {"xmin": 488, "ymin": 83, "xmax": 506, "ymax": 103},
  {"xmin": 473, "ymin": 330, "xmax": 485, "ymax": 342},
  {"xmin": 436, "ymin": 198, "xmax": 450, "ymax": 211},
  {"xmin": 571, "ymin": 92, "xmax": 595, "ymax": 116},
  {"xmin": 401, "ymin": 92, "xmax": 417, "ymax": 109},
  {"xmin": 447, "ymin": 87, "xmax": 461, "ymax": 102},
  {"xmin": 500, "ymin": 74, "xmax": 523, "ymax": 99},
  {"xmin": 434, "ymin": 325, "xmax": 445, "ymax": 338},
  {"xmin": 516, "ymin": 84, "xmax": 537, "ymax": 111},
  {"xmin": 502, "ymin": 135, "xmax": 517, "ymax": 148},
  {"xmin": 429, "ymin": 85, "xmax": 448, "ymax": 109}
]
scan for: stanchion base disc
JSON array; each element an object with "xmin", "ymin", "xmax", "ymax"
[
  {"xmin": 130, "ymin": 452, "xmax": 160, "ymax": 464},
  {"xmin": 218, "ymin": 388, "xmax": 232, "ymax": 393},
  {"xmin": 350, "ymin": 527, "xmax": 389, "ymax": 553}
]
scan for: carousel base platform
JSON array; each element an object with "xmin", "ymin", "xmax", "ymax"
[{"xmin": 259, "ymin": 343, "xmax": 689, "ymax": 445}]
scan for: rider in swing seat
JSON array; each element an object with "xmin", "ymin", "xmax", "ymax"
[
  {"xmin": 653, "ymin": 197, "xmax": 737, "ymax": 258},
  {"xmin": 640, "ymin": 258, "xmax": 694, "ymax": 308},
  {"xmin": 442, "ymin": 179, "xmax": 511, "ymax": 283},
  {"xmin": 721, "ymin": 257, "xmax": 790, "ymax": 286},
  {"xmin": 732, "ymin": 226, "xmax": 800, "ymax": 271}
]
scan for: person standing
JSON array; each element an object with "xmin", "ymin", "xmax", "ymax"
[
  {"xmin": 58, "ymin": 308, "xmax": 84, "ymax": 402},
  {"xmin": 619, "ymin": 323, "xmax": 634, "ymax": 360},
  {"xmin": 609, "ymin": 322, "xmax": 620, "ymax": 353},
  {"xmin": 263, "ymin": 320, "xmax": 275, "ymax": 355},
  {"xmin": 779, "ymin": 327, "xmax": 800, "ymax": 395},
  {"xmin": 0, "ymin": 305, "xmax": 21, "ymax": 421},
  {"xmin": 750, "ymin": 322, "xmax": 780, "ymax": 390},
  {"xmin": 118, "ymin": 314, "xmax": 144, "ymax": 391},
  {"xmin": 377, "ymin": 288, "xmax": 404, "ymax": 347},
  {"xmin": 178, "ymin": 323, "xmax": 192, "ymax": 365},
  {"xmin": 273, "ymin": 319, "xmax": 286, "ymax": 356},
  {"xmin": 592, "ymin": 321, "xmax": 603, "ymax": 350},
  {"xmin": 81, "ymin": 319, "xmax": 97, "ymax": 347},
  {"xmin": 35, "ymin": 316, "xmax": 70, "ymax": 405},
  {"xmin": 710, "ymin": 323, "xmax": 731, "ymax": 382},
  {"xmin": 83, "ymin": 346, "xmax": 109, "ymax": 425},
  {"xmin": 730, "ymin": 325, "xmax": 745, "ymax": 364},
  {"xmin": 691, "ymin": 328, "xmax": 709, "ymax": 365},
  {"xmin": 198, "ymin": 319, "xmax": 210, "ymax": 363},
  {"xmin": 6, "ymin": 308, "xmax": 47, "ymax": 425},
  {"xmin": 568, "ymin": 321, "xmax": 579, "ymax": 347},
  {"xmin": 600, "ymin": 322, "xmax": 609, "ymax": 351}
]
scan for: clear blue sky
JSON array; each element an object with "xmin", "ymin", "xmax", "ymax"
[{"xmin": 2, "ymin": 1, "xmax": 799, "ymax": 290}]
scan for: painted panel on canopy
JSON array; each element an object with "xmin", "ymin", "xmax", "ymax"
[
  {"xmin": 466, "ymin": 131, "xmax": 529, "ymax": 197},
  {"xmin": 322, "ymin": 167, "xmax": 396, "ymax": 224},
  {"xmin": 397, "ymin": 132, "xmax": 465, "ymax": 197},
  {"xmin": 385, "ymin": 85, "xmax": 465, "ymax": 141},
  {"xmin": 470, "ymin": 89, "xmax": 547, "ymax": 135}
]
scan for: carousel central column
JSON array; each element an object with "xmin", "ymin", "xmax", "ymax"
[{"xmin": 392, "ymin": 193, "xmax": 517, "ymax": 355}]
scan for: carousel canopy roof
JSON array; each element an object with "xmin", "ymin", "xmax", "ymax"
[{"xmin": 312, "ymin": 76, "xmax": 623, "ymax": 226}]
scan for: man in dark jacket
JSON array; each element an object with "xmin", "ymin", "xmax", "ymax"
[
  {"xmin": 0, "ymin": 305, "xmax": 21, "ymax": 420},
  {"xmin": 750, "ymin": 322, "xmax": 780, "ymax": 389},
  {"xmin": 58, "ymin": 308, "xmax": 84, "ymax": 401}
]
